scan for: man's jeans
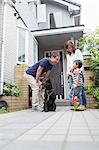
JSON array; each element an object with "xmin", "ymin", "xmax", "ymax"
[{"xmin": 24, "ymin": 73, "xmax": 44, "ymax": 109}]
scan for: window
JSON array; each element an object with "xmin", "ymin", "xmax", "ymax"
[
  {"xmin": 74, "ymin": 15, "xmax": 80, "ymax": 26},
  {"xmin": 17, "ymin": 27, "xmax": 38, "ymax": 65},
  {"xmin": 28, "ymin": 33, "xmax": 38, "ymax": 66},
  {"xmin": 50, "ymin": 13, "xmax": 56, "ymax": 29},
  {"xmin": 17, "ymin": 27, "xmax": 26, "ymax": 63}
]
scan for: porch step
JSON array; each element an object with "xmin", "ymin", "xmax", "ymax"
[{"xmin": 56, "ymin": 99, "xmax": 70, "ymax": 106}]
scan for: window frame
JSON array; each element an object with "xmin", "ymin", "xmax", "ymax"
[
  {"xmin": 17, "ymin": 26, "xmax": 38, "ymax": 65},
  {"xmin": 73, "ymin": 14, "xmax": 80, "ymax": 26}
]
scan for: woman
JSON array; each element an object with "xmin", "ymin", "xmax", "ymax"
[{"xmin": 64, "ymin": 40, "xmax": 86, "ymax": 107}]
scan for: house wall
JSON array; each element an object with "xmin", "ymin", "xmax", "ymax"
[
  {"xmin": 3, "ymin": 3, "xmax": 17, "ymax": 83},
  {"xmin": 3, "ymin": 0, "xmax": 39, "ymax": 83},
  {"xmin": 15, "ymin": 0, "xmax": 74, "ymax": 31},
  {"xmin": 38, "ymin": 2, "xmax": 74, "ymax": 29},
  {"xmin": 16, "ymin": 0, "xmax": 38, "ymax": 30},
  {"xmin": 0, "ymin": 0, "xmax": 4, "ymax": 94}
]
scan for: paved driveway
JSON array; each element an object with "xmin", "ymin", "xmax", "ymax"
[{"xmin": 0, "ymin": 107, "xmax": 99, "ymax": 150}]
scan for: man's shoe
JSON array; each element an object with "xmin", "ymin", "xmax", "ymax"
[
  {"xmin": 32, "ymin": 106, "xmax": 37, "ymax": 112},
  {"xmin": 36, "ymin": 106, "xmax": 44, "ymax": 112}
]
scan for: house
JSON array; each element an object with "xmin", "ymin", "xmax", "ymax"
[
  {"xmin": 31, "ymin": 0, "xmax": 84, "ymax": 101},
  {"xmin": 0, "ymin": 0, "xmax": 84, "ymax": 104}
]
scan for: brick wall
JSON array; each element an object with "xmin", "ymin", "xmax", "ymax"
[
  {"xmin": 14, "ymin": 65, "xmax": 29, "ymax": 109},
  {"xmin": 84, "ymin": 71, "xmax": 94, "ymax": 86},
  {"xmin": 83, "ymin": 57, "xmax": 96, "ymax": 108},
  {"xmin": 1, "ymin": 96, "xmax": 28, "ymax": 110},
  {"xmin": 86, "ymin": 95, "xmax": 96, "ymax": 109}
]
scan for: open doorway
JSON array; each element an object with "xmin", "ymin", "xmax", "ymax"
[{"xmin": 45, "ymin": 50, "xmax": 65, "ymax": 100}]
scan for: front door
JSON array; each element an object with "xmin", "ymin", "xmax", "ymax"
[{"xmin": 45, "ymin": 50, "xmax": 64, "ymax": 99}]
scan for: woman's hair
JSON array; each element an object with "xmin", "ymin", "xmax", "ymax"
[{"xmin": 64, "ymin": 40, "xmax": 76, "ymax": 55}]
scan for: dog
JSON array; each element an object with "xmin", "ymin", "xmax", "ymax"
[{"xmin": 43, "ymin": 79, "xmax": 56, "ymax": 112}]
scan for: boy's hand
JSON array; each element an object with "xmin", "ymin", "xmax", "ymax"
[
  {"xmin": 70, "ymin": 68, "xmax": 74, "ymax": 73},
  {"xmin": 73, "ymin": 84, "xmax": 77, "ymax": 88}
]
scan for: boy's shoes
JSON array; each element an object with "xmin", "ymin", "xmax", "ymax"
[{"xmin": 76, "ymin": 105, "xmax": 86, "ymax": 111}]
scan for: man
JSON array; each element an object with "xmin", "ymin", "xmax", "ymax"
[{"xmin": 24, "ymin": 52, "xmax": 60, "ymax": 111}]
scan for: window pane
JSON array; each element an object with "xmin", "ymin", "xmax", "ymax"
[
  {"xmin": 74, "ymin": 16, "xmax": 80, "ymax": 26},
  {"xmin": 18, "ymin": 28, "xmax": 25, "ymax": 62},
  {"xmin": 28, "ymin": 33, "xmax": 38, "ymax": 66},
  {"xmin": 28, "ymin": 34, "xmax": 34, "ymax": 66}
]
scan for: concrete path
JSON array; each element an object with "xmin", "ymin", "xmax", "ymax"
[{"xmin": 0, "ymin": 107, "xmax": 99, "ymax": 150}]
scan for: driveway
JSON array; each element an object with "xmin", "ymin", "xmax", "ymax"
[{"xmin": 0, "ymin": 107, "xmax": 99, "ymax": 150}]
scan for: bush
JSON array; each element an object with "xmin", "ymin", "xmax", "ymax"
[
  {"xmin": 85, "ymin": 85, "xmax": 99, "ymax": 102},
  {"xmin": 3, "ymin": 82, "xmax": 21, "ymax": 97},
  {"xmin": 78, "ymin": 27, "xmax": 99, "ymax": 104}
]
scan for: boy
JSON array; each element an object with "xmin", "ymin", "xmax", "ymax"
[{"xmin": 69, "ymin": 60, "xmax": 85, "ymax": 110}]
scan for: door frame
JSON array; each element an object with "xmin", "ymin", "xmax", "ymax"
[{"xmin": 44, "ymin": 49, "xmax": 68, "ymax": 99}]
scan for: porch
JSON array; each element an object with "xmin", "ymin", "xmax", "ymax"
[{"xmin": 32, "ymin": 25, "xmax": 84, "ymax": 101}]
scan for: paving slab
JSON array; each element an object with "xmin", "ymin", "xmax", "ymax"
[{"xmin": 0, "ymin": 107, "xmax": 99, "ymax": 150}]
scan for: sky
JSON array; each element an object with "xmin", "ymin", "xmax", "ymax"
[{"xmin": 72, "ymin": 0, "xmax": 99, "ymax": 32}]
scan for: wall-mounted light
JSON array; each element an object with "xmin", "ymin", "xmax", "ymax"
[{"xmin": 14, "ymin": 12, "xmax": 20, "ymax": 19}]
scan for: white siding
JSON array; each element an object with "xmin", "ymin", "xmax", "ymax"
[
  {"xmin": 16, "ymin": 0, "xmax": 38, "ymax": 30},
  {"xmin": 37, "ymin": 4, "xmax": 46, "ymax": 23},
  {"xmin": 3, "ymin": 4, "xmax": 17, "ymax": 82},
  {"xmin": 38, "ymin": 2, "xmax": 74, "ymax": 29},
  {"xmin": 0, "ymin": 0, "xmax": 4, "ymax": 94}
]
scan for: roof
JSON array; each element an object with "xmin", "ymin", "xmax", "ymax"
[
  {"xmin": 62, "ymin": 0, "xmax": 81, "ymax": 7},
  {"xmin": 41, "ymin": 0, "xmax": 81, "ymax": 10}
]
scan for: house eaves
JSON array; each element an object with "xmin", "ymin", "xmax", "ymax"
[
  {"xmin": 62, "ymin": 0, "xmax": 81, "ymax": 7},
  {"xmin": 41, "ymin": 0, "xmax": 80, "ymax": 11},
  {"xmin": 31, "ymin": 25, "xmax": 84, "ymax": 36},
  {"xmin": 31, "ymin": 25, "xmax": 84, "ymax": 50}
]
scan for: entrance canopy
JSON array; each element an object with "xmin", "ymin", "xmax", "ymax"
[{"xmin": 32, "ymin": 25, "xmax": 84, "ymax": 50}]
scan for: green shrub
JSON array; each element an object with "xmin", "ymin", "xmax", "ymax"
[
  {"xmin": 0, "ymin": 107, "xmax": 7, "ymax": 114},
  {"xmin": 3, "ymin": 82, "xmax": 21, "ymax": 97},
  {"xmin": 78, "ymin": 27, "xmax": 99, "ymax": 104},
  {"xmin": 85, "ymin": 85, "xmax": 99, "ymax": 102}
]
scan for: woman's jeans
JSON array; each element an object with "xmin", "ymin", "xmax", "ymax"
[{"xmin": 82, "ymin": 73, "xmax": 87, "ymax": 106}]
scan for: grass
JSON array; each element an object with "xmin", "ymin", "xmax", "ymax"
[{"xmin": 0, "ymin": 107, "xmax": 25, "ymax": 114}]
